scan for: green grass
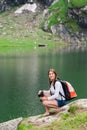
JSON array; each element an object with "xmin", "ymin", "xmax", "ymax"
[
  {"xmin": 47, "ymin": 0, "xmax": 68, "ymax": 28},
  {"xmin": 18, "ymin": 111, "xmax": 87, "ymax": 130},
  {"xmin": 43, "ymin": 0, "xmax": 87, "ymax": 32},
  {"xmin": 70, "ymin": 0, "xmax": 87, "ymax": 8},
  {"xmin": 65, "ymin": 19, "xmax": 81, "ymax": 31},
  {"xmin": 68, "ymin": 105, "xmax": 78, "ymax": 114},
  {"xmin": 0, "ymin": 9, "xmax": 66, "ymax": 56},
  {"xmin": 18, "ymin": 124, "xmax": 35, "ymax": 130},
  {"xmin": 0, "ymin": 35, "xmax": 65, "ymax": 56}
]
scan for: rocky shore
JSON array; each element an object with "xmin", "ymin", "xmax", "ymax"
[{"xmin": 0, "ymin": 99, "xmax": 87, "ymax": 130}]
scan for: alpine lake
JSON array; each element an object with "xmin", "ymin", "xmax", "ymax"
[{"xmin": 0, "ymin": 44, "xmax": 87, "ymax": 123}]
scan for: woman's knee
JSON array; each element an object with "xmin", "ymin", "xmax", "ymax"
[{"xmin": 42, "ymin": 101, "xmax": 48, "ymax": 106}]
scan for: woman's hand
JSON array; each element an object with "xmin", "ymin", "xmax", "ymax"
[{"xmin": 40, "ymin": 97, "xmax": 48, "ymax": 101}]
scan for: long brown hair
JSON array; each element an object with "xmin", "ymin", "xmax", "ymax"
[{"xmin": 48, "ymin": 69, "xmax": 58, "ymax": 86}]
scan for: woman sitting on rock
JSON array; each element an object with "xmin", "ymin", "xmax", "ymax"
[{"xmin": 38, "ymin": 69, "xmax": 66, "ymax": 116}]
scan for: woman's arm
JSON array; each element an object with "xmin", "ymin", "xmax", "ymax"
[
  {"xmin": 43, "ymin": 90, "xmax": 50, "ymax": 94},
  {"xmin": 48, "ymin": 81, "xmax": 62, "ymax": 100}
]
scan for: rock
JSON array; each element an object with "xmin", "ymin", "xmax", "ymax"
[
  {"xmin": 0, "ymin": 99, "xmax": 87, "ymax": 129},
  {"xmin": 20, "ymin": 99, "xmax": 87, "ymax": 127},
  {"xmin": 68, "ymin": 99, "xmax": 87, "ymax": 108},
  {"xmin": 50, "ymin": 23, "xmax": 87, "ymax": 44},
  {"xmin": 0, "ymin": 1, "xmax": 12, "ymax": 12},
  {"xmin": 14, "ymin": 3, "xmax": 37, "ymax": 14},
  {"xmin": 81, "ymin": 5, "xmax": 87, "ymax": 11},
  {"xmin": 38, "ymin": 44, "xmax": 47, "ymax": 47},
  {"xmin": 0, "ymin": 25, "xmax": 3, "ymax": 28},
  {"xmin": 43, "ymin": 20, "xmax": 50, "ymax": 31},
  {"xmin": 52, "ymin": 0, "xmax": 59, "ymax": 5},
  {"xmin": 51, "ymin": 25, "xmax": 57, "ymax": 35},
  {"xmin": 68, "ymin": 6, "xmax": 87, "ymax": 28},
  {"xmin": 43, "ymin": 9, "xmax": 50, "ymax": 19},
  {"xmin": 0, "ymin": 117, "xmax": 22, "ymax": 130},
  {"xmin": 78, "ymin": 16, "xmax": 87, "ymax": 28}
]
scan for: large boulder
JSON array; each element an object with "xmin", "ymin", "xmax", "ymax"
[{"xmin": 0, "ymin": 117, "xmax": 22, "ymax": 130}]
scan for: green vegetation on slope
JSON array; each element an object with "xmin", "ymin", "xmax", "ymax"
[
  {"xmin": 47, "ymin": 111, "xmax": 87, "ymax": 130},
  {"xmin": 47, "ymin": 0, "xmax": 68, "ymax": 28},
  {"xmin": 0, "ymin": 10, "xmax": 66, "ymax": 56},
  {"xmin": 70, "ymin": 0, "xmax": 87, "ymax": 8},
  {"xmin": 18, "ymin": 110, "xmax": 87, "ymax": 130},
  {"xmin": 43, "ymin": 0, "xmax": 87, "ymax": 31}
]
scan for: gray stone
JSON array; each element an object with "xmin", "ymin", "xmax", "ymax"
[
  {"xmin": 20, "ymin": 99, "xmax": 87, "ymax": 127},
  {"xmin": 43, "ymin": 9, "xmax": 50, "ymax": 19},
  {"xmin": 14, "ymin": 3, "xmax": 37, "ymax": 14},
  {"xmin": 0, "ymin": 117, "xmax": 22, "ymax": 130}
]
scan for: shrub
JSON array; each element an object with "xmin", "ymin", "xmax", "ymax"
[{"xmin": 70, "ymin": 0, "xmax": 87, "ymax": 8}]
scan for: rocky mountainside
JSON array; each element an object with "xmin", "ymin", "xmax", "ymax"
[
  {"xmin": 0, "ymin": 0, "xmax": 53, "ymax": 12},
  {"xmin": 0, "ymin": 1, "xmax": 62, "ymax": 52},
  {"xmin": 42, "ymin": 0, "xmax": 87, "ymax": 44},
  {"xmin": 0, "ymin": 0, "xmax": 87, "ymax": 45}
]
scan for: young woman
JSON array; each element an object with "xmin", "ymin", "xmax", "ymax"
[{"xmin": 39, "ymin": 69, "xmax": 66, "ymax": 116}]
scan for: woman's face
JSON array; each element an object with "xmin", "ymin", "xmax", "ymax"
[{"xmin": 48, "ymin": 71, "xmax": 56, "ymax": 81}]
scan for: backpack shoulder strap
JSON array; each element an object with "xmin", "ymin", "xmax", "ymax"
[
  {"xmin": 55, "ymin": 78, "xmax": 66, "ymax": 99},
  {"xmin": 59, "ymin": 80, "xmax": 67, "ymax": 99}
]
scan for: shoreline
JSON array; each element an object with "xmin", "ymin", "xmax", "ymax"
[{"xmin": 0, "ymin": 99, "xmax": 87, "ymax": 130}]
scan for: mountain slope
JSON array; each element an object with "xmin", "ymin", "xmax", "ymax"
[{"xmin": 42, "ymin": 0, "xmax": 87, "ymax": 44}]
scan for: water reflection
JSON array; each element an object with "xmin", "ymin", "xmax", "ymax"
[
  {"xmin": 54, "ymin": 44, "xmax": 87, "ymax": 53},
  {"xmin": 0, "ymin": 45, "xmax": 87, "ymax": 123}
]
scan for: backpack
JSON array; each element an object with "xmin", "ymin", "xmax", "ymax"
[{"xmin": 56, "ymin": 79, "xmax": 77, "ymax": 101}]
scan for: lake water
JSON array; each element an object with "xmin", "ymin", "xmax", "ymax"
[{"xmin": 0, "ymin": 45, "xmax": 87, "ymax": 123}]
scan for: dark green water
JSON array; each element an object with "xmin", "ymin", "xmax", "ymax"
[{"xmin": 0, "ymin": 45, "xmax": 87, "ymax": 123}]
